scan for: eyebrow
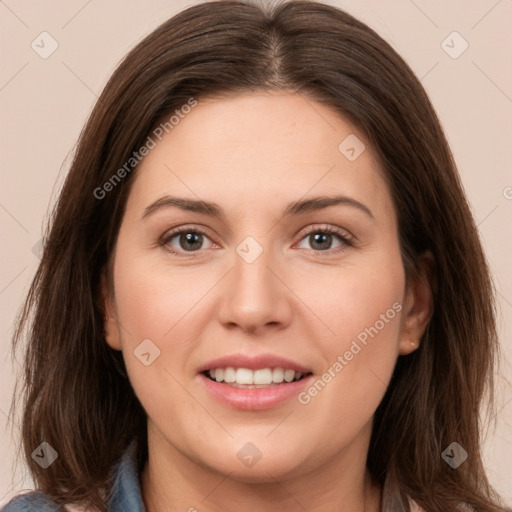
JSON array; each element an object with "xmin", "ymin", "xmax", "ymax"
[{"xmin": 142, "ymin": 194, "xmax": 374, "ymax": 220}]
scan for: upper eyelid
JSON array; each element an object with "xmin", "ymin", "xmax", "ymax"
[
  {"xmin": 162, "ymin": 224, "xmax": 213, "ymax": 241},
  {"xmin": 299, "ymin": 224, "xmax": 352, "ymax": 238},
  {"xmin": 162, "ymin": 223, "xmax": 352, "ymax": 239}
]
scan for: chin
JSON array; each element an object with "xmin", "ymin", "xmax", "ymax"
[{"xmin": 201, "ymin": 447, "xmax": 311, "ymax": 483}]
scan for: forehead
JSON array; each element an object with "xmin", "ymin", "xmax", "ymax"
[{"xmin": 126, "ymin": 91, "xmax": 395, "ymax": 224}]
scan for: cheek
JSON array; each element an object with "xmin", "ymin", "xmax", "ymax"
[
  {"xmin": 294, "ymin": 249, "xmax": 405, "ymax": 413},
  {"xmin": 331, "ymin": 266, "xmax": 403, "ymax": 349},
  {"xmin": 298, "ymin": 246, "xmax": 404, "ymax": 351},
  {"xmin": 112, "ymin": 250, "xmax": 212, "ymax": 342},
  {"xmin": 109, "ymin": 248, "xmax": 203, "ymax": 395},
  {"xmin": 110, "ymin": 261, "xmax": 205, "ymax": 444}
]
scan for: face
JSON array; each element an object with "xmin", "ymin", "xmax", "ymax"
[{"xmin": 102, "ymin": 91, "xmax": 432, "ymax": 483}]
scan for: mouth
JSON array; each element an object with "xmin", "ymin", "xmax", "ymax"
[
  {"xmin": 197, "ymin": 354, "xmax": 314, "ymax": 410},
  {"xmin": 202, "ymin": 367, "xmax": 313, "ymax": 388}
]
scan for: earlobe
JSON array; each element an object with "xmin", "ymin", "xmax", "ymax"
[
  {"xmin": 100, "ymin": 272, "xmax": 122, "ymax": 351},
  {"xmin": 398, "ymin": 251, "xmax": 436, "ymax": 355}
]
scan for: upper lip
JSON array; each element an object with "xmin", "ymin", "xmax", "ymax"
[{"xmin": 197, "ymin": 354, "xmax": 312, "ymax": 374}]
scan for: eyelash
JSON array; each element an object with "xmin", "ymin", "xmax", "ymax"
[{"xmin": 159, "ymin": 224, "xmax": 354, "ymax": 257}]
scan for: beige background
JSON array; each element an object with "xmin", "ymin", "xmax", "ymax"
[{"xmin": 1, "ymin": 0, "xmax": 511, "ymax": 506}]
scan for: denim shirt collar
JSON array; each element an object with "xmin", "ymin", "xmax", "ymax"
[{"xmin": 108, "ymin": 439, "xmax": 147, "ymax": 512}]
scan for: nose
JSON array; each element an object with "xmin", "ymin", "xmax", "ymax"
[{"xmin": 217, "ymin": 246, "xmax": 293, "ymax": 336}]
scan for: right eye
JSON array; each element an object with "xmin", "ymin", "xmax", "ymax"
[{"xmin": 160, "ymin": 226, "xmax": 216, "ymax": 256}]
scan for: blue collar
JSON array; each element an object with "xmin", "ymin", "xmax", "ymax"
[{"xmin": 108, "ymin": 439, "xmax": 146, "ymax": 512}]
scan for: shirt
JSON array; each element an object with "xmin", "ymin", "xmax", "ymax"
[{"xmin": 1, "ymin": 439, "xmax": 426, "ymax": 512}]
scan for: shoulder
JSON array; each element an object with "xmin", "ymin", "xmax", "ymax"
[
  {"xmin": 1, "ymin": 491, "xmax": 66, "ymax": 511},
  {"xmin": 1, "ymin": 491, "xmax": 84, "ymax": 512},
  {"xmin": 2, "ymin": 439, "xmax": 144, "ymax": 512}
]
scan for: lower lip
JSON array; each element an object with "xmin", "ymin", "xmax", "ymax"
[{"xmin": 198, "ymin": 374, "xmax": 313, "ymax": 410}]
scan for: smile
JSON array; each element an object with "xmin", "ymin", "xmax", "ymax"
[
  {"xmin": 203, "ymin": 367, "xmax": 310, "ymax": 387},
  {"xmin": 197, "ymin": 353, "xmax": 314, "ymax": 409}
]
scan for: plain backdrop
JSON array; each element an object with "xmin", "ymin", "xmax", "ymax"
[{"xmin": 1, "ymin": 0, "xmax": 511, "ymax": 506}]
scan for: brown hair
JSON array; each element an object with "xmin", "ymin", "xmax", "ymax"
[{"xmin": 9, "ymin": 1, "xmax": 506, "ymax": 511}]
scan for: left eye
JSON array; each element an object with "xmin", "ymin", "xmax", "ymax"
[{"xmin": 295, "ymin": 229, "xmax": 349, "ymax": 252}]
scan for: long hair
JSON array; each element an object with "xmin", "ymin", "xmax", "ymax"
[{"xmin": 9, "ymin": 1, "xmax": 505, "ymax": 510}]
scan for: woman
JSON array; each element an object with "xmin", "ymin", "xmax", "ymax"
[{"xmin": 3, "ymin": 1, "xmax": 508, "ymax": 511}]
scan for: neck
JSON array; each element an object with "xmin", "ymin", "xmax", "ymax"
[{"xmin": 141, "ymin": 423, "xmax": 382, "ymax": 512}]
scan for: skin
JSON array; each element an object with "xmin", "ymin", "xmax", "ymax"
[{"xmin": 102, "ymin": 90, "xmax": 433, "ymax": 512}]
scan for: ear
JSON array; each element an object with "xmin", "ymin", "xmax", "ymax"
[
  {"xmin": 100, "ymin": 271, "xmax": 122, "ymax": 351},
  {"xmin": 398, "ymin": 251, "xmax": 436, "ymax": 355}
]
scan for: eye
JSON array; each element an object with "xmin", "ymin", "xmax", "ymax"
[
  {"xmin": 160, "ymin": 226, "xmax": 215, "ymax": 256},
  {"xmin": 295, "ymin": 225, "xmax": 353, "ymax": 253}
]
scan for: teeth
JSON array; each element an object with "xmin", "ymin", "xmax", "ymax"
[
  {"xmin": 223, "ymin": 367, "xmax": 236, "ymax": 383},
  {"xmin": 253, "ymin": 368, "xmax": 272, "ymax": 385},
  {"xmin": 205, "ymin": 367, "xmax": 306, "ymax": 385},
  {"xmin": 235, "ymin": 368, "xmax": 253, "ymax": 385},
  {"xmin": 272, "ymin": 368, "xmax": 284, "ymax": 383},
  {"xmin": 284, "ymin": 369, "xmax": 295, "ymax": 382}
]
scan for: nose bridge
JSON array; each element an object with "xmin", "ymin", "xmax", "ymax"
[
  {"xmin": 218, "ymin": 238, "xmax": 292, "ymax": 332},
  {"xmin": 234, "ymin": 247, "xmax": 273, "ymax": 297}
]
